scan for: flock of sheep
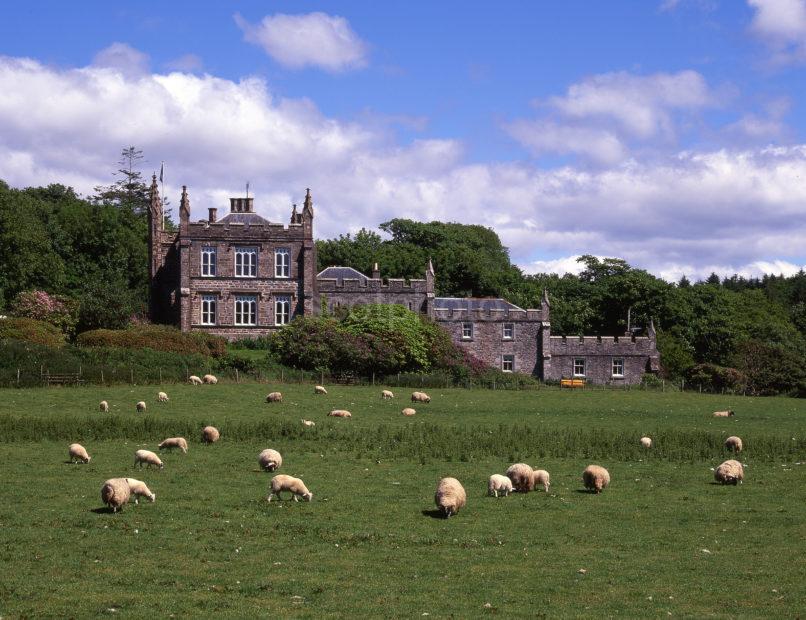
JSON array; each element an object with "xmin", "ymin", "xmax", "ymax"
[{"xmin": 70, "ymin": 379, "xmax": 747, "ymax": 517}]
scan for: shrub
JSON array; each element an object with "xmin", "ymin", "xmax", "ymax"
[
  {"xmin": 687, "ymin": 363, "xmax": 747, "ymax": 393},
  {"xmin": 10, "ymin": 290, "xmax": 78, "ymax": 336},
  {"xmin": 76, "ymin": 324, "xmax": 226, "ymax": 357},
  {"xmin": 0, "ymin": 317, "xmax": 66, "ymax": 347}
]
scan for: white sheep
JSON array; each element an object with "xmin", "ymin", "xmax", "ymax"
[
  {"xmin": 506, "ymin": 463, "xmax": 535, "ymax": 492},
  {"xmin": 157, "ymin": 391, "xmax": 169, "ymax": 402},
  {"xmin": 487, "ymin": 474, "xmax": 513, "ymax": 497},
  {"xmin": 381, "ymin": 390, "xmax": 394, "ymax": 400},
  {"xmin": 401, "ymin": 407, "xmax": 416, "ymax": 416},
  {"xmin": 189, "ymin": 375, "xmax": 203, "ymax": 385},
  {"xmin": 724, "ymin": 436, "xmax": 743, "ymax": 452},
  {"xmin": 532, "ymin": 469, "xmax": 551, "ymax": 493},
  {"xmin": 582, "ymin": 465, "xmax": 610, "ymax": 494},
  {"xmin": 134, "ymin": 449, "xmax": 164, "ymax": 470},
  {"xmin": 713, "ymin": 410, "xmax": 735, "ymax": 418},
  {"xmin": 201, "ymin": 425, "xmax": 220, "ymax": 444},
  {"xmin": 68, "ymin": 443, "xmax": 91, "ymax": 464},
  {"xmin": 328, "ymin": 409, "xmax": 352, "ymax": 418},
  {"xmin": 301, "ymin": 419, "xmax": 316, "ymax": 427},
  {"xmin": 640, "ymin": 436, "xmax": 652, "ymax": 449},
  {"xmin": 99, "ymin": 400, "xmax": 109, "ymax": 413},
  {"xmin": 203, "ymin": 374, "xmax": 218, "ymax": 384},
  {"xmin": 258, "ymin": 449, "xmax": 283, "ymax": 472},
  {"xmin": 158, "ymin": 437, "xmax": 188, "ymax": 454},
  {"xmin": 314, "ymin": 385, "xmax": 328, "ymax": 395},
  {"xmin": 136, "ymin": 401, "xmax": 147, "ymax": 413},
  {"xmin": 715, "ymin": 459, "xmax": 744, "ymax": 485},
  {"xmin": 101, "ymin": 478, "xmax": 131, "ymax": 513},
  {"xmin": 435, "ymin": 477, "xmax": 466, "ymax": 517},
  {"xmin": 125, "ymin": 478, "xmax": 156, "ymax": 503},
  {"xmin": 411, "ymin": 391, "xmax": 431, "ymax": 403},
  {"xmin": 266, "ymin": 392, "xmax": 283, "ymax": 403},
  {"xmin": 268, "ymin": 474, "xmax": 313, "ymax": 502}
]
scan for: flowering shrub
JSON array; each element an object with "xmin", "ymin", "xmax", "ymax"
[{"xmin": 10, "ymin": 290, "xmax": 78, "ymax": 336}]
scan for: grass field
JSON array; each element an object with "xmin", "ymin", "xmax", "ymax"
[{"xmin": 1, "ymin": 383, "xmax": 804, "ymax": 617}]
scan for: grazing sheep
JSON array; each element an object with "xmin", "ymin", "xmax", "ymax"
[
  {"xmin": 487, "ymin": 474, "xmax": 513, "ymax": 498},
  {"xmin": 411, "ymin": 391, "xmax": 431, "ymax": 403},
  {"xmin": 266, "ymin": 392, "xmax": 283, "ymax": 403},
  {"xmin": 715, "ymin": 459, "xmax": 744, "ymax": 485},
  {"xmin": 158, "ymin": 437, "xmax": 188, "ymax": 454},
  {"xmin": 582, "ymin": 465, "xmax": 611, "ymax": 494},
  {"xmin": 506, "ymin": 463, "xmax": 535, "ymax": 493},
  {"xmin": 402, "ymin": 407, "xmax": 416, "ymax": 416},
  {"xmin": 724, "ymin": 436, "xmax": 743, "ymax": 452},
  {"xmin": 435, "ymin": 477, "xmax": 466, "ymax": 518},
  {"xmin": 268, "ymin": 474, "xmax": 313, "ymax": 502},
  {"xmin": 125, "ymin": 478, "xmax": 156, "ymax": 503},
  {"xmin": 258, "ymin": 448, "xmax": 283, "ymax": 472},
  {"xmin": 640, "ymin": 436, "xmax": 652, "ymax": 449},
  {"xmin": 157, "ymin": 391, "xmax": 169, "ymax": 402},
  {"xmin": 328, "ymin": 409, "xmax": 352, "ymax": 418},
  {"xmin": 301, "ymin": 419, "xmax": 316, "ymax": 427},
  {"xmin": 381, "ymin": 390, "xmax": 394, "ymax": 400},
  {"xmin": 134, "ymin": 449, "xmax": 164, "ymax": 470},
  {"xmin": 713, "ymin": 410, "xmax": 735, "ymax": 418},
  {"xmin": 189, "ymin": 375, "xmax": 203, "ymax": 385},
  {"xmin": 314, "ymin": 385, "xmax": 328, "ymax": 395},
  {"xmin": 532, "ymin": 469, "xmax": 551, "ymax": 493},
  {"xmin": 201, "ymin": 425, "xmax": 220, "ymax": 444},
  {"xmin": 68, "ymin": 443, "xmax": 91, "ymax": 464},
  {"xmin": 99, "ymin": 400, "xmax": 109, "ymax": 413},
  {"xmin": 136, "ymin": 401, "xmax": 147, "ymax": 413},
  {"xmin": 202, "ymin": 374, "xmax": 218, "ymax": 384},
  {"xmin": 100, "ymin": 478, "xmax": 131, "ymax": 513}
]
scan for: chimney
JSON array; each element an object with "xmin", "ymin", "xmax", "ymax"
[
  {"xmin": 372, "ymin": 262, "xmax": 380, "ymax": 279},
  {"xmin": 208, "ymin": 207, "xmax": 217, "ymax": 223},
  {"xmin": 229, "ymin": 197, "xmax": 254, "ymax": 213}
]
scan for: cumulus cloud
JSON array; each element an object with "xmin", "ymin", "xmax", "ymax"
[
  {"xmin": 748, "ymin": 0, "xmax": 806, "ymax": 64},
  {"xmin": 234, "ymin": 12, "xmax": 368, "ymax": 72},
  {"xmin": 164, "ymin": 53, "xmax": 203, "ymax": 73},
  {"xmin": 92, "ymin": 42, "xmax": 150, "ymax": 77},
  {"xmin": 0, "ymin": 52, "xmax": 804, "ymax": 282}
]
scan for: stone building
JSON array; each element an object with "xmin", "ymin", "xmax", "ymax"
[{"xmin": 148, "ymin": 180, "xmax": 659, "ymax": 384}]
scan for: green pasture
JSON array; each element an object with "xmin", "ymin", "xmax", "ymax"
[{"xmin": 0, "ymin": 384, "xmax": 804, "ymax": 617}]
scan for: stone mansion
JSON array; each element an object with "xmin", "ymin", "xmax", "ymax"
[{"xmin": 148, "ymin": 178, "xmax": 660, "ymax": 384}]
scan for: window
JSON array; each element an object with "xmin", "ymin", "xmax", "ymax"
[
  {"xmin": 502, "ymin": 355, "xmax": 514, "ymax": 373},
  {"xmin": 503, "ymin": 323, "xmax": 514, "ymax": 339},
  {"xmin": 235, "ymin": 247, "xmax": 258, "ymax": 277},
  {"xmin": 275, "ymin": 295, "xmax": 291, "ymax": 325},
  {"xmin": 200, "ymin": 295, "xmax": 216, "ymax": 325},
  {"xmin": 462, "ymin": 322, "xmax": 473, "ymax": 339},
  {"xmin": 201, "ymin": 247, "xmax": 216, "ymax": 277},
  {"xmin": 612, "ymin": 358, "xmax": 624, "ymax": 378},
  {"xmin": 234, "ymin": 295, "xmax": 257, "ymax": 325},
  {"xmin": 573, "ymin": 358, "xmax": 586, "ymax": 377},
  {"xmin": 275, "ymin": 248, "xmax": 290, "ymax": 278}
]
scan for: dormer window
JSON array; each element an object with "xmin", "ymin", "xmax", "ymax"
[{"xmin": 235, "ymin": 247, "xmax": 257, "ymax": 277}]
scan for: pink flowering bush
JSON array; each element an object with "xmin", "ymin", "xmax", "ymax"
[{"xmin": 10, "ymin": 290, "xmax": 78, "ymax": 336}]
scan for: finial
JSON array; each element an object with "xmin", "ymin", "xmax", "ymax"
[
  {"xmin": 542, "ymin": 289, "xmax": 550, "ymax": 306},
  {"xmin": 427, "ymin": 258, "xmax": 434, "ymax": 274}
]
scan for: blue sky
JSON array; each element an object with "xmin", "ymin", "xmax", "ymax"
[{"xmin": 1, "ymin": 1, "xmax": 806, "ymax": 280}]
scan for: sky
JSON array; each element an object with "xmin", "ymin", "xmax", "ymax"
[{"xmin": 1, "ymin": 0, "xmax": 806, "ymax": 281}]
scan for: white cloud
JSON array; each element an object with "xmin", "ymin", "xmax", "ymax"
[
  {"xmin": 519, "ymin": 255, "xmax": 594, "ymax": 276},
  {"xmin": 234, "ymin": 12, "xmax": 368, "ymax": 72},
  {"xmin": 505, "ymin": 120, "xmax": 627, "ymax": 166},
  {"xmin": 748, "ymin": 0, "xmax": 806, "ymax": 64},
  {"xmin": 92, "ymin": 42, "xmax": 150, "ymax": 78},
  {"xmin": 164, "ymin": 53, "xmax": 203, "ymax": 73}
]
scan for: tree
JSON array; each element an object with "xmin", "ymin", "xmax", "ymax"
[{"xmin": 93, "ymin": 146, "xmax": 150, "ymax": 215}]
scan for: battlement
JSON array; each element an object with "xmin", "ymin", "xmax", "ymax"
[
  {"xmin": 186, "ymin": 220, "xmax": 306, "ymax": 241},
  {"xmin": 433, "ymin": 307, "xmax": 544, "ymax": 322},
  {"xmin": 549, "ymin": 334, "xmax": 656, "ymax": 354},
  {"xmin": 317, "ymin": 277, "xmax": 430, "ymax": 292}
]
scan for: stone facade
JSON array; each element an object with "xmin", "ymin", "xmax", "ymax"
[{"xmin": 317, "ymin": 263, "xmax": 434, "ymax": 314}]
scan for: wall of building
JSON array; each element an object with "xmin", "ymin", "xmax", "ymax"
[
  {"xmin": 545, "ymin": 335, "xmax": 658, "ymax": 385},
  {"xmin": 317, "ymin": 277, "xmax": 431, "ymax": 314}
]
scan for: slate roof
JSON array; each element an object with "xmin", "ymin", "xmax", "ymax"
[
  {"xmin": 218, "ymin": 212, "xmax": 272, "ymax": 225},
  {"xmin": 317, "ymin": 266, "xmax": 370, "ymax": 281},
  {"xmin": 434, "ymin": 297, "xmax": 524, "ymax": 311}
]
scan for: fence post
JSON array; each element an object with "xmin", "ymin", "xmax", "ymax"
[
  {"xmin": 130, "ymin": 368, "xmax": 134, "ymax": 385},
  {"xmin": 235, "ymin": 368, "xmax": 239, "ymax": 383},
  {"xmin": 281, "ymin": 369, "xmax": 284, "ymax": 383},
  {"xmin": 397, "ymin": 372, "xmax": 400, "ymax": 385},
  {"xmin": 321, "ymin": 370, "xmax": 324, "ymax": 386},
  {"xmin": 17, "ymin": 368, "xmax": 20, "ymax": 385},
  {"xmin": 159, "ymin": 368, "xmax": 162, "ymax": 383},
  {"xmin": 101, "ymin": 370, "xmax": 104, "ymax": 385}
]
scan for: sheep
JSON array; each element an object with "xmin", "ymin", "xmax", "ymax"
[
  {"xmin": 328, "ymin": 409, "xmax": 352, "ymax": 418},
  {"xmin": 157, "ymin": 391, "xmax": 169, "ymax": 402},
  {"xmin": 506, "ymin": 463, "xmax": 535, "ymax": 493},
  {"xmin": 582, "ymin": 465, "xmax": 611, "ymax": 494},
  {"xmin": 487, "ymin": 474, "xmax": 513, "ymax": 498},
  {"xmin": 99, "ymin": 400, "xmax": 109, "ymax": 413},
  {"xmin": 134, "ymin": 449, "xmax": 164, "ymax": 470},
  {"xmin": 203, "ymin": 374, "xmax": 218, "ymax": 384},
  {"xmin": 724, "ymin": 436, "xmax": 743, "ymax": 452},
  {"xmin": 201, "ymin": 425, "xmax": 220, "ymax": 444},
  {"xmin": 125, "ymin": 478, "xmax": 156, "ymax": 504},
  {"xmin": 411, "ymin": 391, "xmax": 431, "ymax": 403},
  {"xmin": 268, "ymin": 474, "xmax": 313, "ymax": 502},
  {"xmin": 314, "ymin": 385, "xmax": 328, "ymax": 395},
  {"xmin": 402, "ymin": 407, "xmax": 416, "ymax": 416},
  {"xmin": 189, "ymin": 375, "xmax": 203, "ymax": 385},
  {"xmin": 266, "ymin": 392, "xmax": 283, "ymax": 403},
  {"xmin": 136, "ymin": 401, "xmax": 147, "ymax": 413},
  {"xmin": 68, "ymin": 443, "xmax": 91, "ymax": 464},
  {"xmin": 532, "ymin": 469, "xmax": 551, "ymax": 493},
  {"xmin": 301, "ymin": 419, "xmax": 316, "ymax": 427},
  {"xmin": 381, "ymin": 390, "xmax": 394, "ymax": 400},
  {"xmin": 258, "ymin": 448, "xmax": 283, "ymax": 472},
  {"xmin": 715, "ymin": 459, "xmax": 744, "ymax": 485},
  {"xmin": 435, "ymin": 477, "xmax": 466, "ymax": 518},
  {"xmin": 100, "ymin": 478, "xmax": 131, "ymax": 513},
  {"xmin": 713, "ymin": 410, "xmax": 735, "ymax": 418},
  {"xmin": 158, "ymin": 437, "xmax": 188, "ymax": 454},
  {"xmin": 640, "ymin": 436, "xmax": 652, "ymax": 449}
]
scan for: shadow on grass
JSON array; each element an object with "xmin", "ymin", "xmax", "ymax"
[
  {"xmin": 90, "ymin": 507, "xmax": 117, "ymax": 514},
  {"xmin": 421, "ymin": 509, "xmax": 446, "ymax": 519},
  {"xmin": 574, "ymin": 489, "xmax": 599, "ymax": 494}
]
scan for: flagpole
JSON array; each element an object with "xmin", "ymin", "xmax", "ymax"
[{"xmin": 160, "ymin": 161, "xmax": 165, "ymax": 229}]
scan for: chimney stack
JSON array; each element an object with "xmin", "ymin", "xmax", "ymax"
[
  {"xmin": 372, "ymin": 262, "xmax": 380, "ymax": 279},
  {"xmin": 229, "ymin": 197, "xmax": 254, "ymax": 213},
  {"xmin": 208, "ymin": 207, "xmax": 217, "ymax": 223}
]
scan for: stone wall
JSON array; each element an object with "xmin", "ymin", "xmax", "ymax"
[
  {"xmin": 545, "ymin": 334, "xmax": 658, "ymax": 385},
  {"xmin": 317, "ymin": 277, "xmax": 431, "ymax": 314}
]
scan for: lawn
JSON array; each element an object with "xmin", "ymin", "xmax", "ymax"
[{"xmin": 0, "ymin": 383, "xmax": 804, "ymax": 617}]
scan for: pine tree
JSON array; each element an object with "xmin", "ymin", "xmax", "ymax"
[{"xmin": 93, "ymin": 146, "xmax": 150, "ymax": 215}]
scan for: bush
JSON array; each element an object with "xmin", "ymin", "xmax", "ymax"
[
  {"xmin": 687, "ymin": 363, "xmax": 747, "ymax": 393},
  {"xmin": 76, "ymin": 325, "xmax": 226, "ymax": 357},
  {"xmin": 732, "ymin": 339, "xmax": 806, "ymax": 396},
  {"xmin": 10, "ymin": 290, "xmax": 78, "ymax": 336},
  {"xmin": 0, "ymin": 317, "xmax": 66, "ymax": 347}
]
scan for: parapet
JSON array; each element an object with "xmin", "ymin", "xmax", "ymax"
[
  {"xmin": 549, "ymin": 335, "xmax": 656, "ymax": 354},
  {"xmin": 317, "ymin": 276, "xmax": 429, "ymax": 292},
  {"xmin": 433, "ymin": 307, "xmax": 544, "ymax": 322}
]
